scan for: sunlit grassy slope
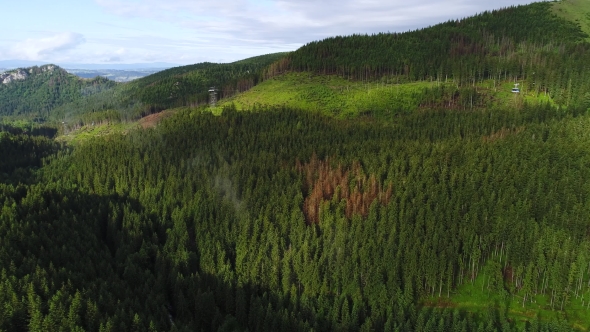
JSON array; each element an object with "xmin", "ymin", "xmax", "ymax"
[
  {"xmin": 220, "ymin": 72, "xmax": 554, "ymax": 118},
  {"xmin": 553, "ymin": 0, "xmax": 590, "ymax": 41},
  {"xmin": 56, "ymin": 122, "xmax": 138, "ymax": 145},
  {"xmin": 431, "ymin": 258, "xmax": 590, "ymax": 331},
  {"xmin": 222, "ymin": 73, "xmax": 435, "ymax": 118},
  {"xmin": 57, "ymin": 109, "xmax": 182, "ymax": 145}
]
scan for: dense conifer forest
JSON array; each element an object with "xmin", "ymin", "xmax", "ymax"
[
  {"xmin": 2, "ymin": 103, "xmax": 590, "ymax": 331},
  {"xmin": 3, "ymin": 1, "xmax": 590, "ymax": 331}
]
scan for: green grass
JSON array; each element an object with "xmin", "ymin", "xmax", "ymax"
[
  {"xmin": 480, "ymin": 80, "xmax": 555, "ymax": 109},
  {"xmin": 425, "ymin": 261, "xmax": 590, "ymax": 331},
  {"xmin": 56, "ymin": 122, "xmax": 138, "ymax": 145},
  {"xmin": 553, "ymin": 0, "xmax": 590, "ymax": 41},
  {"xmin": 221, "ymin": 72, "xmax": 441, "ymax": 118},
  {"xmin": 220, "ymin": 72, "xmax": 555, "ymax": 118},
  {"xmin": 55, "ymin": 109, "xmax": 182, "ymax": 144}
]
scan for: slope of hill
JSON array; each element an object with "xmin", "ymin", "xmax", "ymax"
[
  {"xmin": 277, "ymin": 2, "xmax": 586, "ymax": 80},
  {"xmin": 553, "ymin": 0, "xmax": 590, "ymax": 41},
  {"xmin": 0, "ymin": 65, "xmax": 116, "ymax": 120},
  {"xmin": 0, "ymin": 53, "xmax": 288, "ymax": 128},
  {"xmin": 256, "ymin": 3, "xmax": 589, "ymax": 112},
  {"xmin": 221, "ymin": 72, "xmax": 555, "ymax": 118},
  {"xmin": 4, "ymin": 1, "xmax": 590, "ymax": 331},
  {"xmin": 50, "ymin": 52, "xmax": 288, "ymax": 127},
  {"xmin": 2, "ymin": 100, "xmax": 589, "ymax": 331}
]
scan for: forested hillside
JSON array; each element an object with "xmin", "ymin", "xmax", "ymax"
[
  {"xmin": 4, "ymin": 1, "xmax": 590, "ymax": 331},
  {"xmin": 51, "ymin": 53, "xmax": 288, "ymax": 126},
  {"xmin": 266, "ymin": 2, "xmax": 590, "ymax": 109},
  {"xmin": 0, "ymin": 53, "xmax": 287, "ymax": 127},
  {"xmin": 2, "ymin": 102, "xmax": 590, "ymax": 331},
  {"xmin": 0, "ymin": 65, "xmax": 115, "ymax": 120}
]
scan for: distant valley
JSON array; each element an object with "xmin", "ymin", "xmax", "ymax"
[{"xmin": 65, "ymin": 68, "xmax": 166, "ymax": 82}]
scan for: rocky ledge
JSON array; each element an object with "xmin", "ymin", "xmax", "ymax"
[
  {"xmin": 1, "ymin": 69, "xmax": 28, "ymax": 84},
  {"xmin": 1, "ymin": 64, "xmax": 57, "ymax": 84}
]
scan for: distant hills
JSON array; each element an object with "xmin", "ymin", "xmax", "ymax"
[
  {"xmin": 65, "ymin": 68, "xmax": 166, "ymax": 82},
  {"xmin": 0, "ymin": 53, "xmax": 288, "ymax": 123},
  {"xmin": 0, "ymin": 60, "xmax": 180, "ymax": 82},
  {"xmin": 0, "ymin": 60, "xmax": 180, "ymax": 70}
]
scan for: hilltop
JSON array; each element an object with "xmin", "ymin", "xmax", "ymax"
[
  {"xmin": 3, "ymin": 3, "xmax": 590, "ymax": 128},
  {"xmin": 0, "ymin": 64, "xmax": 116, "ymax": 121}
]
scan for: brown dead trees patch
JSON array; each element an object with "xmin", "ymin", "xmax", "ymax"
[{"xmin": 297, "ymin": 154, "xmax": 392, "ymax": 224}]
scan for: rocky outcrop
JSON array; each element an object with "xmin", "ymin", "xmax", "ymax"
[
  {"xmin": 1, "ymin": 69, "xmax": 29, "ymax": 84},
  {"xmin": 0, "ymin": 65, "xmax": 58, "ymax": 85}
]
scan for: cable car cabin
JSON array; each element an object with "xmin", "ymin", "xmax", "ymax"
[{"xmin": 512, "ymin": 83, "xmax": 520, "ymax": 93}]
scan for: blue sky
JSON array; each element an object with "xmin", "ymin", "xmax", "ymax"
[{"xmin": 1, "ymin": 0, "xmax": 537, "ymax": 66}]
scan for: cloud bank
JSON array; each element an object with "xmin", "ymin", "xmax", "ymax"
[
  {"xmin": 1, "ymin": 0, "xmax": 539, "ymax": 65},
  {"xmin": 95, "ymin": 0, "xmax": 538, "ymax": 45},
  {"xmin": 10, "ymin": 32, "xmax": 85, "ymax": 61}
]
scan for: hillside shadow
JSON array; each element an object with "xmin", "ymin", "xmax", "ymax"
[
  {"xmin": 1, "ymin": 186, "xmax": 345, "ymax": 331},
  {"xmin": 0, "ymin": 124, "xmax": 58, "ymax": 139}
]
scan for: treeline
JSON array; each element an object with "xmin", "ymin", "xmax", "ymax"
[
  {"xmin": 0, "ymin": 100, "xmax": 589, "ymax": 330},
  {"xmin": 272, "ymin": 3, "xmax": 590, "ymax": 107}
]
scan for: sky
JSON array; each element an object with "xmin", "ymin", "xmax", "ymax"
[{"xmin": 1, "ymin": 0, "xmax": 538, "ymax": 67}]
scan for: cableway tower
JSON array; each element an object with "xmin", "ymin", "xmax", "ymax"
[
  {"xmin": 512, "ymin": 83, "xmax": 520, "ymax": 93},
  {"xmin": 209, "ymin": 87, "xmax": 218, "ymax": 107}
]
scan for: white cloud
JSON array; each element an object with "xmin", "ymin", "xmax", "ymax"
[
  {"xmin": 3, "ymin": 0, "xmax": 540, "ymax": 65},
  {"xmin": 94, "ymin": 0, "xmax": 246, "ymax": 18},
  {"xmin": 92, "ymin": 0, "xmax": 540, "ymax": 64},
  {"xmin": 10, "ymin": 32, "xmax": 85, "ymax": 61},
  {"xmin": 95, "ymin": 0, "xmax": 538, "ymax": 47}
]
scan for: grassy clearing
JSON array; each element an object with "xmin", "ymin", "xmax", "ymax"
[
  {"xmin": 553, "ymin": 0, "xmax": 590, "ymax": 41},
  {"xmin": 221, "ymin": 72, "xmax": 439, "ymax": 118},
  {"xmin": 481, "ymin": 80, "xmax": 555, "ymax": 109},
  {"xmin": 425, "ymin": 262, "xmax": 590, "ymax": 331},
  {"xmin": 220, "ymin": 72, "xmax": 554, "ymax": 119},
  {"xmin": 56, "ymin": 122, "xmax": 138, "ymax": 144},
  {"xmin": 56, "ymin": 109, "xmax": 180, "ymax": 144}
]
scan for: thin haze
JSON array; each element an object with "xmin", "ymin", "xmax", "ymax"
[{"xmin": 0, "ymin": 0, "xmax": 538, "ymax": 66}]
